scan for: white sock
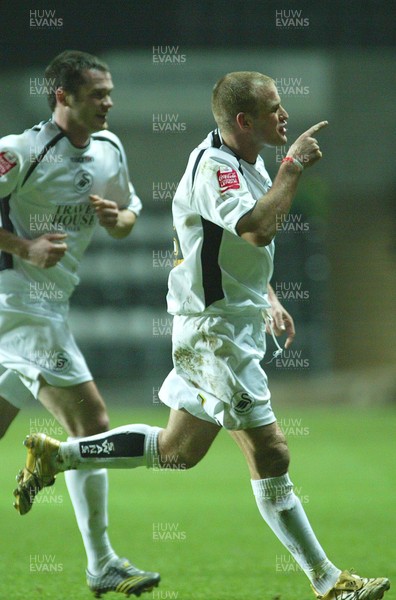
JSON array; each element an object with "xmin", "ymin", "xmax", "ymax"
[
  {"xmin": 57, "ymin": 425, "xmax": 162, "ymax": 471},
  {"xmin": 65, "ymin": 445, "xmax": 116, "ymax": 576},
  {"xmin": 252, "ymin": 474, "xmax": 341, "ymax": 595}
]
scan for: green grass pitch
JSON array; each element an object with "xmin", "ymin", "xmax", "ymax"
[{"xmin": 0, "ymin": 404, "xmax": 395, "ymax": 599}]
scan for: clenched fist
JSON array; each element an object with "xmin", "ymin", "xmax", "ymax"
[
  {"xmin": 89, "ymin": 195, "xmax": 119, "ymax": 229},
  {"xmin": 24, "ymin": 233, "xmax": 68, "ymax": 268}
]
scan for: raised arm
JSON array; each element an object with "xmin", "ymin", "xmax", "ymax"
[{"xmin": 237, "ymin": 121, "xmax": 328, "ymax": 246}]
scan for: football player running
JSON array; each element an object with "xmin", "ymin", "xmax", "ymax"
[
  {"xmin": 15, "ymin": 71, "xmax": 390, "ymax": 600},
  {"xmin": 1, "ymin": 50, "xmax": 159, "ymax": 597}
]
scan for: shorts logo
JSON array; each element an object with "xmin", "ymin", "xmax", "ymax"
[
  {"xmin": 74, "ymin": 170, "xmax": 93, "ymax": 193},
  {"xmin": 0, "ymin": 151, "xmax": 17, "ymax": 176},
  {"xmin": 231, "ymin": 391, "xmax": 255, "ymax": 415},
  {"xmin": 217, "ymin": 167, "xmax": 240, "ymax": 193},
  {"xmin": 30, "ymin": 350, "xmax": 71, "ymax": 373},
  {"xmin": 52, "ymin": 351, "xmax": 71, "ymax": 373}
]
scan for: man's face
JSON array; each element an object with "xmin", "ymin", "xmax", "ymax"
[
  {"xmin": 249, "ymin": 83, "xmax": 289, "ymax": 148},
  {"xmin": 66, "ymin": 69, "xmax": 114, "ymax": 133}
]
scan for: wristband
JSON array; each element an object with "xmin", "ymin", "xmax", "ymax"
[{"xmin": 281, "ymin": 156, "xmax": 304, "ymax": 172}]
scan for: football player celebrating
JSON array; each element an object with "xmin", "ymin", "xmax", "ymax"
[
  {"xmin": 15, "ymin": 71, "xmax": 389, "ymax": 600},
  {"xmin": 1, "ymin": 50, "xmax": 159, "ymax": 597}
]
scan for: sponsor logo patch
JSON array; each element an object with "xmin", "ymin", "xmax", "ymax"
[
  {"xmin": 0, "ymin": 151, "xmax": 17, "ymax": 176},
  {"xmin": 217, "ymin": 167, "xmax": 240, "ymax": 192},
  {"xmin": 70, "ymin": 156, "xmax": 94, "ymax": 163}
]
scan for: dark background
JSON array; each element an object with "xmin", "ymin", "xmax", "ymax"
[{"xmin": 1, "ymin": 0, "xmax": 395, "ymax": 403}]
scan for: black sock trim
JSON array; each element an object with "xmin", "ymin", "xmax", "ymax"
[{"xmin": 79, "ymin": 433, "xmax": 145, "ymax": 458}]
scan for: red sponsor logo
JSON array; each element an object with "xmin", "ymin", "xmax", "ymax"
[
  {"xmin": 217, "ymin": 168, "xmax": 240, "ymax": 192},
  {"xmin": 0, "ymin": 151, "xmax": 17, "ymax": 177}
]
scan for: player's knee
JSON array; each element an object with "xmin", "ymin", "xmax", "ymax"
[
  {"xmin": 267, "ymin": 441, "xmax": 290, "ymax": 475},
  {"xmin": 0, "ymin": 415, "xmax": 16, "ymax": 439},
  {"xmin": 158, "ymin": 428, "xmax": 211, "ymax": 470},
  {"xmin": 180, "ymin": 453, "xmax": 203, "ymax": 470},
  {"xmin": 85, "ymin": 412, "xmax": 110, "ymax": 435},
  {"xmin": 68, "ymin": 410, "xmax": 110, "ymax": 437},
  {"xmin": 158, "ymin": 439, "xmax": 204, "ymax": 470},
  {"xmin": 254, "ymin": 437, "xmax": 290, "ymax": 478},
  {"xmin": 159, "ymin": 450, "xmax": 201, "ymax": 470},
  {"xmin": 265, "ymin": 439, "xmax": 290, "ymax": 476}
]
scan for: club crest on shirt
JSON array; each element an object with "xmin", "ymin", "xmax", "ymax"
[
  {"xmin": 231, "ymin": 391, "xmax": 255, "ymax": 414},
  {"xmin": 73, "ymin": 170, "xmax": 93, "ymax": 193},
  {"xmin": 0, "ymin": 151, "xmax": 17, "ymax": 176},
  {"xmin": 217, "ymin": 167, "xmax": 240, "ymax": 193}
]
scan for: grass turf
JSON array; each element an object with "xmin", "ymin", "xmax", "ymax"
[{"xmin": 0, "ymin": 404, "xmax": 394, "ymax": 600}]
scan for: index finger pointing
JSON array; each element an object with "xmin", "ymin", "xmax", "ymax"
[{"xmin": 306, "ymin": 121, "xmax": 329, "ymax": 136}]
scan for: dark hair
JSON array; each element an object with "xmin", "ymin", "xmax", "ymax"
[{"xmin": 44, "ymin": 50, "xmax": 109, "ymax": 111}]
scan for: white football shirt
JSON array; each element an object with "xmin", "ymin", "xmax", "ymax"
[
  {"xmin": 167, "ymin": 130, "xmax": 275, "ymax": 315},
  {"xmin": 0, "ymin": 118, "xmax": 142, "ymax": 301}
]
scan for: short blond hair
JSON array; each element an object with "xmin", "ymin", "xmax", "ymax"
[{"xmin": 211, "ymin": 71, "xmax": 274, "ymax": 132}]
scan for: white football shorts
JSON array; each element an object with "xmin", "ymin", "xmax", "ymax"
[
  {"xmin": 159, "ymin": 312, "xmax": 276, "ymax": 430},
  {"xmin": 0, "ymin": 272, "xmax": 92, "ymax": 406}
]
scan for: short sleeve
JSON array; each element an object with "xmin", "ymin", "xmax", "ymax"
[
  {"xmin": 104, "ymin": 134, "xmax": 142, "ymax": 217},
  {"xmin": 126, "ymin": 180, "xmax": 143, "ymax": 216},
  {"xmin": 191, "ymin": 155, "xmax": 256, "ymax": 235}
]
